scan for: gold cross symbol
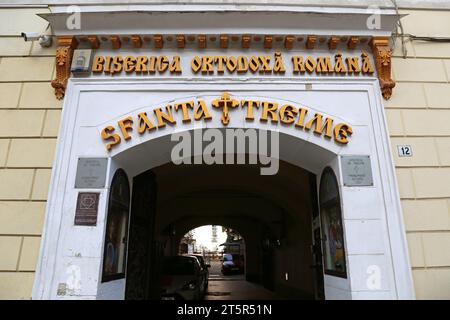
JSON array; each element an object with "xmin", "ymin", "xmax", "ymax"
[{"xmin": 212, "ymin": 92, "xmax": 239, "ymax": 125}]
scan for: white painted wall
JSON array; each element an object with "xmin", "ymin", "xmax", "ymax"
[{"xmin": 32, "ymin": 72, "xmax": 414, "ymax": 299}]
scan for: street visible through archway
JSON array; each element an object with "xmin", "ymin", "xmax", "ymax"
[{"xmin": 179, "ymin": 225, "xmax": 280, "ymax": 300}]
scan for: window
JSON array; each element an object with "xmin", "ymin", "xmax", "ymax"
[
  {"xmin": 319, "ymin": 167, "xmax": 347, "ymax": 278},
  {"xmin": 102, "ymin": 169, "xmax": 130, "ymax": 282}
]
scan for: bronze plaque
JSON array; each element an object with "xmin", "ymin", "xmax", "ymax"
[{"xmin": 74, "ymin": 192, "xmax": 100, "ymax": 226}]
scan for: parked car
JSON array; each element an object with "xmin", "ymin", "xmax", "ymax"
[
  {"xmin": 221, "ymin": 253, "xmax": 245, "ymax": 275},
  {"xmin": 187, "ymin": 254, "xmax": 211, "ymax": 291},
  {"xmin": 161, "ymin": 255, "xmax": 207, "ymax": 300}
]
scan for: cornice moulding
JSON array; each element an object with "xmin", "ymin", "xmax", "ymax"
[
  {"xmin": 38, "ymin": 8, "xmax": 402, "ymax": 38},
  {"xmin": 3, "ymin": 1, "xmax": 450, "ymax": 10}
]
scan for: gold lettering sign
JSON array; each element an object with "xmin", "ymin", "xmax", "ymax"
[
  {"xmin": 93, "ymin": 55, "xmax": 182, "ymax": 75},
  {"xmin": 92, "ymin": 52, "xmax": 374, "ymax": 77},
  {"xmin": 101, "ymin": 93, "xmax": 353, "ymax": 151}
]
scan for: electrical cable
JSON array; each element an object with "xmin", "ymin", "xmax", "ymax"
[
  {"xmin": 390, "ymin": 0, "xmax": 408, "ymax": 58},
  {"xmin": 389, "ymin": 0, "xmax": 450, "ymax": 59}
]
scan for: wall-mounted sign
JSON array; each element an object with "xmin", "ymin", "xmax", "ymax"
[
  {"xmin": 341, "ymin": 155, "xmax": 373, "ymax": 187},
  {"xmin": 75, "ymin": 158, "xmax": 108, "ymax": 188},
  {"xmin": 101, "ymin": 92, "xmax": 353, "ymax": 151},
  {"xmin": 74, "ymin": 192, "xmax": 100, "ymax": 226},
  {"xmin": 71, "ymin": 49, "xmax": 93, "ymax": 74},
  {"xmin": 91, "ymin": 51, "xmax": 375, "ymax": 77},
  {"xmin": 397, "ymin": 145, "xmax": 413, "ymax": 157}
]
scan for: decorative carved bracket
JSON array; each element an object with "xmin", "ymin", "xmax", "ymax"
[
  {"xmin": 284, "ymin": 35, "xmax": 295, "ymax": 50},
  {"xmin": 264, "ymin": 36, "xmax": 273, "ymax": 49},
  {"xmin": 328, "ymin": 36, "xmax": 340, "ymax": 50},
  {"xmin": 176, "ymin": 35, "xmax": 185, "ymax": 49},
  {"xmin": 306, "ymin": 36, "xmax": 316, "ymax": 50},
  {"xmin": 197, "ymin": 35, "xmax": 206, "ymax": 49},
  {"xmin": 51, "ymin": 37, "xmax": 78, "ymax": 100},
  {"xmin": 370, "ymin": 37, "xmax": 395, "ymax": 100},
  {"xmin": 242, "ymin": 35, "xmax": 251, "ymax": 49},
  {"xmin": 220, "ymin": 35, "xmax": 229, "ymax": 49}
]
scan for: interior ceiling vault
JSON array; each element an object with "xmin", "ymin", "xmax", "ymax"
[{"xmin": 152, "ymin": 160, "xmax": 313, "ymax": 227}]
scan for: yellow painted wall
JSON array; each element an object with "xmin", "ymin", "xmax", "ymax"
[
  {"xmin": 386, "ymin": 10, "xmax": 450, "ymax": 300},
  {"xmin": 0, "ymin": 7, "xmax": 449, "ymax": 299},
  {"xmin": 0, "ymin": 7, "xmax": 59, "ymax": 300}
]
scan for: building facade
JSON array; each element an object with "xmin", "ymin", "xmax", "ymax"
[{"xmin": 0, "ymin": 0, "xmax": 449, "ymax": 300}]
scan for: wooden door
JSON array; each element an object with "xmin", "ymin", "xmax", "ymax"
[{"xmin": 125, "ymin": 170, "xmax": 157, "ymax": 300}]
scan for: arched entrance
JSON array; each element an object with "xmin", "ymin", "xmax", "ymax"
[
  {"xmin": 33, "ymin": 80, "xmax": 414, "ymax": 300},
  {"xmin": 122, "ymin": 160, "xmax": 321, "ymax": 299}
]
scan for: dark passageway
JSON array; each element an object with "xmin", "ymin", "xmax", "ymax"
[{"xmin": 125, "ymin": 161, "xmax": 324, "ymax": 300}]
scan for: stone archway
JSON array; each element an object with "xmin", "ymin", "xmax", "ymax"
[{"xmin": 33, "ymin": 79, "xmax": 414, "ymax": 300}]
